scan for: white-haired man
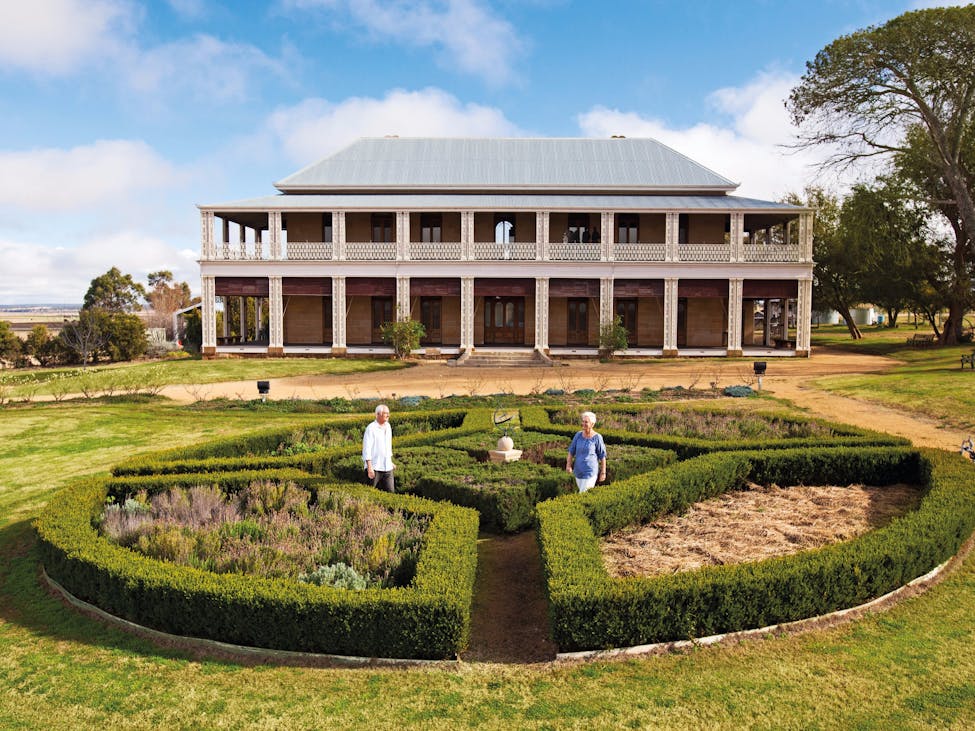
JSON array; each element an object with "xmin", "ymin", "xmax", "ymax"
[{"xmin": 362, "ymin": 404, "xmax": 395, "ymax": 491}]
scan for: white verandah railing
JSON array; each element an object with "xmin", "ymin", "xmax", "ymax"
[{"xmin": 207, "ymin": 239, "xmax": 804, "ymax": 263}]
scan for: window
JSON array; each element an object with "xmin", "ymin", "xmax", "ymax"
[
  {"xmin": 421, "ymin": 213, "xmax": 442, "ymax": 243},
  {"xmin": 618, "ymin": 214, "xmax": 638, "ymax": 244},
  {"xmin": 323, "ymin": 213, "xmax": 333, "ymax": 243},
  {"xmin": 371, "ymin": 214, "xmax": 394, "ymax": 243},
  {"xmin": 494, "ymin": 214, "xmax": 515, "ymax": 243}
]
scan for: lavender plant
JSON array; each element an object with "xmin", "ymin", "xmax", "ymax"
[{"xmin": 99, "ymin": 481, "xmax": 428, "ymax": 588}]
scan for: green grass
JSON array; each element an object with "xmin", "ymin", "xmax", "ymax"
[
  {"xmin": 0, "ymin": 357, "xmax": 408, "ymax": 399},
  {"xmin": 4, "ymin": 362, "xmax": 975, "ymax": 728},
  {"xmin": 810, "ymin": 322, "xmax": 930, "ymax": 355},
  {"xmin": 809, "ymin": 325, "xmax": 975, "ymax": 430}
]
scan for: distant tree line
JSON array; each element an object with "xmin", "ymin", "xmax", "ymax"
[{"xmin": 1, "ymin": 267, "xmax": 198, "ymax": 368}]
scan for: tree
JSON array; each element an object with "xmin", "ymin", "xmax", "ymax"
[
  {"xmin": 98, "ymin": 311, "xmax": 148, "ymax": 361},
  {"xmin": 785, "ymin": 188, "xmax": 864, "ymax": 339},
  {"xmin": 145, "ymin": 270, "xmax": 193, "ymax": 338},
  {"xmin": 788, "ymin": 6, "xmax": 975, "ymax": 342},
  {"xmin": 83, "ymin": 267, "xmax": 146, "ymax": 313},
  {"xmin": 838, "ymin": 179, "xmax": 930, "ymax": 328},
  {"xmin": 0, "ymin": 321, "xmax": 21, "ymax": 363},
  {"xmin": 893, "ymin": 127, "xmax": 975, "ymax": 340},
  {"xmin": 23, "ymin": 324, "xmax": 49, "ymax": 357},
  {"xmin": 58, "ymin": 311, "xmax": 107, "ymax": 369}
]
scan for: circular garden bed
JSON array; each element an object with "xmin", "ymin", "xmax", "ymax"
[{"xmin": 34, "ymin": 403, "xmax": 975, "ymax": 659}]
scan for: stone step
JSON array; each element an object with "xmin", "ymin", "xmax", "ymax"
[{"xmin": 449, "ymin": 351, "xmax": 556, "ymax": 368}]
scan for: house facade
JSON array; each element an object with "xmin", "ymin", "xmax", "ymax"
[{"xmin": 198, "ymin": 137, "xmax": 813, "ymax": 359}]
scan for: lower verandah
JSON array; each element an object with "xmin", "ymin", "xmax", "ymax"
[{"xmin": 208, "ymin": 276, "xmax": 802, "ymax": 357}]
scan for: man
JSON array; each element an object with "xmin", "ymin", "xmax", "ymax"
[{"xmin": 362, "ymin": 403, "xmax": 395, "ymax": 491}]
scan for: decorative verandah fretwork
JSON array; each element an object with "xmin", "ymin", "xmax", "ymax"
[{"xmin": 200, "ymin": 272, "xmax": 810, "ymax": 357}]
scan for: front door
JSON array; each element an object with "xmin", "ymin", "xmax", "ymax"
[
  {"xmin": 483, "ymin": 297, "xmax": 525, "ymax": 345},
  {"xmin": 420, "ymin": 297, "xmax": 442, "ymax": 345},
  {"xmin": 567, "ymin": 298, "xmax": 589, "ymax": 345},
  {"xmin": 371, "ymin": 296, "xmax": 393, "ymax": 344}
]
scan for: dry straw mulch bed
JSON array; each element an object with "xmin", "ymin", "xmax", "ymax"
[{"xmin": 601, "ymin": 483, "xmax": 922, "ymax": 578}]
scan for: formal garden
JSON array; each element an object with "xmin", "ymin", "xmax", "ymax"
[{"xmin": 31, "ymin": 391, "xmax": 975, "ymax": 666}]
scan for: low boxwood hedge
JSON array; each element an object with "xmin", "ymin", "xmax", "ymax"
[
  {"xmin": 331, "ymin": 444, "xmax": 575, "ymax": 533},
  {"xmin": 112, "ymin": 409, "xmax": 491, "ymax": 478},
  {"xmin": 536, "ymin": 446, "xmax": 971, "ymax": 652},
  {"xmin": 35, "ymin": 473, "xmax": 479, "ymax": 659},
  {"xmin": 539, "ymin": 444, "xmax": 676, "ymax": 483},
  {"xmin": 520, "ymin": 405, "xmax": 909, "ymax": 458}
]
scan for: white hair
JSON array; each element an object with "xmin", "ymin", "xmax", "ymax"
[
  {"xmin": 581, "ymin": 411, "xmax": 597, "ymax": 424},
  {"xmin": 375, "ymin": 404, "xmax": 390, "ymax": 416}
]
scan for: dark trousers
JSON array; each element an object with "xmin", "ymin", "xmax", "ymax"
[{"xmin": 367, "ymin": 469, "xmax": 395, "ymax": 492}]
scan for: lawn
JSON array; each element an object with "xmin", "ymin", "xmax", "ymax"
[
  {"xmin": 3, "ymin": 385, "xmax": 975, "ymax": 728},
  {"xmin": 809, "ymin": 325, "xmax": 975, "ymax": 430},
  {"xmin": 0, "ymin": 357, "xmax": 408, "ymax": 399}
]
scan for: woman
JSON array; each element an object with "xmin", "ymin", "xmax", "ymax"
[{"xmin": 566, "ymin": 410, "xmax": 607, "ymax": 492}]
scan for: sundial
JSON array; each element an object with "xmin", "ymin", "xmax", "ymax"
[{"xmin": 493, "ymin": 408, "xmax": 515, "ymax": 430}]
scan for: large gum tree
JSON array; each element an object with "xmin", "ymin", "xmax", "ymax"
[{"xmin": 788, "ymin": 5, "xmax": 975, "ymax": 343}]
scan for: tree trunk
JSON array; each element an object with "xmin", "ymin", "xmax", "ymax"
[{"xmin": 839, "ymin": 310, "xmax": 863, "ymax": 339}]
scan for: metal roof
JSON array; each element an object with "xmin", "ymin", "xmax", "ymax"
[
  {"xmin": 202, "ymin": 193, "xmax": 801, "ymax": 213},
  {"xmin": 273, "ymin": 137, "xmax": 738, "ymax": 192}
]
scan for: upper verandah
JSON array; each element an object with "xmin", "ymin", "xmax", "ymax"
[{"xmin": 272, "ymin": 137, "xmax": 740, "ymax": 194}]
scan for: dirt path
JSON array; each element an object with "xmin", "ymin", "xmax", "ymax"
[
  {"xmin": 464, "ymin": 532, "xmax": 557, "ymax": 664},
  {"xmin": 765, "ymin": 377, "xmax": 963, "ymax": 452}
]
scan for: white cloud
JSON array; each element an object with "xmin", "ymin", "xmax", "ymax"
[
  {"xmin": 166, "ymin": 0, "xmax": 207, "ymax": 19},
  {"xmin": 267, "ymin": 87, "xmax": 522, "ymax": 164},
  {"xmin": 0, "ymin": 140, "xmax": 184, "ymax": 212},
  {"xmin": 0, "ymin": 0, "xmax": 132, "ymax": 75},
  {"xmin": 0, "ymin": 235, "xmax": 199, "ymax": 305},
  {"xmin": 0, "ymin": 2, "xmax": 284, "ymax": 105},
  {"xmin": 121, "ymin": 34, "xmax": 287, "ymax": 103},
  {"xmin": 578, "ymin": 70, "xmax": 863, "ymax": 200},
  {"xmin": 283, "ymin": 0, "xmax": 524, "ymax": 85}
]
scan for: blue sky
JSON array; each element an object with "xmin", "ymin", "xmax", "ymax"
[{"xmin": 0, "ymin": 0, "xmax": 947, "ymax": 304}]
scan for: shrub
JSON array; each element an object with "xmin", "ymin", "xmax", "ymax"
[
  {"xmin": 598, "ymin": 314, "xmax": 628, "ymax": 357},
  {"xmin": 299, "ymin": 562, "xmax": 369, "ymax": 590},
  {"xmin": 380, "ymin": 318, "xmax": 425, "ymax": 359}
]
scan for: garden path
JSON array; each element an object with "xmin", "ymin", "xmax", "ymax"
[{"xmin": 464, "ymin": 531, "xmax": 557, "ymax": 664}]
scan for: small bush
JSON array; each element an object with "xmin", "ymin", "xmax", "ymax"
[{"xmin": 299, "ymin": 562, "xmax": 369, "ymax": 590}]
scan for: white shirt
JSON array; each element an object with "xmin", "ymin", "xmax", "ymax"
[{"xmin": 362, "ymin": 419, "xmax": 393, "ymax": 471}]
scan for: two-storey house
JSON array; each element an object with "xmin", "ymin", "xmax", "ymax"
[{"xmin": 198, "ymin": 137, "xmax": 812, "ymax": 359}]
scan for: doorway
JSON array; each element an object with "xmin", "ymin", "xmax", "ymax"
[{"xmin": 483, "ymin": 297, "xmax": 525, "ymax": 345}]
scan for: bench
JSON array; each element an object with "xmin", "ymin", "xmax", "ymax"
[
  {"xmin": 962, "ymin": 352, "xmax": 975, "ymax": 369},
  {"xmin": 906, "ymin": 333, "xmax": 936, "ymax": 347},
  {"xmin": 773, "ymin": 338, "xmax": 795, "ymax": 349}
]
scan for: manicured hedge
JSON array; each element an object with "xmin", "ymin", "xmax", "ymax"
[
  {"xmin": 112, "ymin": 409, "xmax": 490, "ymax": 478},
  {"xmin": 330, "ymin": 443, "xmax": 575, "ymax": 533},
  {"xmin": 520, "ymin": 405, "xmax": 909, "ymax": 458},
  {"xmin": 539, "ymin": 444, "xmax": 676, "ymax": 483},
  {"xmin": 35, "ymin": 473, "xmax": 479, "ymax": 659},
  {"xmin": 536, "ymin": 446, "xmax": 971, "ymax": 651}
]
